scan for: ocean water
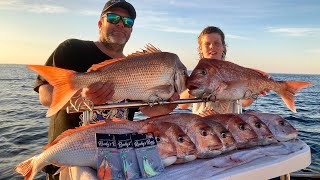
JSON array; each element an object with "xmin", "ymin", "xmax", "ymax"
[{"xmin": 0, "ymin": 64, "xmax": 319, "ymax": 179}]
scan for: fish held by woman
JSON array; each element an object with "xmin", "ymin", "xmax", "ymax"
[
  {"xmin": 28, "ymin": 44, "xmax": 188, "ymax": 117},
  {"xmin": 187, "ymin": 58, "xmax": 312, "ymax": 112}
]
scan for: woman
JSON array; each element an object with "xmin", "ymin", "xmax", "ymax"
[{"xmin": 179, "ymin": 26, "xmax": 246, "ymax": 114}]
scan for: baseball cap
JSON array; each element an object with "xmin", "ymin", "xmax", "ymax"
[{"xmin": 101, "ymin": 0, "xmax": 136, "ymax": 19}]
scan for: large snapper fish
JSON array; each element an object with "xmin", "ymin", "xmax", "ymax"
[
  {"xmin": 199, "ymin": 118, "xmax": 237, "ymax": 153},
  {"xmin": 144, "ymin": 113, "xmax": 224, "ymax": 158},
  {"xmin": 28, "ymin": 45, "xmax": 188, "ymax": 117},
  {"xmin": 245, "ymin": 111, "xmax": 298, "ymax": 141},
  {"xmin": 238, "ymin": 114, "xmax": 278, "ymax": 145},
  {"xmin": 200, "ymin": 114, "xmax": 259, "ymax": 149},
  {"xmin": 13, "ymin": 120, "xmax": 177, "ymax": 180},
  {"xmin": 187, "ymin": 59, "xmax": 312, "ymax": 112},
  {"xmin": 147, "ymin": 121, "xmax": 197, "ymax": 164}
]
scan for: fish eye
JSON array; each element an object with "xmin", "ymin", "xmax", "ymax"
[
  {"xmin": 177, "ymin": 136, "xmax": 184, "ymax": 143},
  {"xmin": 221, "ymin": 132, "xmax": 227, "ymax": 138},
  {"xmin": 155, "ymin": 136, "xmax": 161, "ymax": 142},
  {"xmin": 279, "ymin": 121, "xmax": 285, "ymax": 126},
  {"xmin": 200, "ymin": 129, "xmax": 208, "ymax": 136},
  {"xmin": 200, "ymin": 69, "xmax": 207, "ymax": 75},
  {"xmin": 255, "ymin": 122, "xmax": 261, "ymax": 128},
  {"xmin": 239, "ymin": 124, "xmax": 245, "ymax": 131}
]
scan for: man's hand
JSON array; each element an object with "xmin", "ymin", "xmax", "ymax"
[{"xmin": 81, "ymin": 81, "xmax": 115, "ymax": 105}]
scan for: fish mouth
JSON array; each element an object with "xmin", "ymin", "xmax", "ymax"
[
  {"xmin": 197, "ymin": 150, "xmax": 222, "ymax": 158},
  {"xmin": 174, "ymin": 155, "xmax": 197, "ymax": 164},
  {"xmin": 276, "ymin": 133, "xmax": 297, "ymax": 142},
  {"xmin": 224, "ymin": 145, "xmax": 237, "ymax": 152},
  {"xmin": 187, "ymin": 82, "xmax": 199, "ymax": 91},
  {"xmin": 209, "ymin": 144, "xmax": 224, "ymax": 151},
  {"xmin": 162, "ymin": 156, "xmax": 177, "ymax": 167},
  {"xmin": 187, "ymin": 82, "xmax": 205, "ymax": 97}
]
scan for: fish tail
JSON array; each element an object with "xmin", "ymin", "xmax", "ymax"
[
  {"xmin": 13, "ymin": 157, "xmax": 35, "ymax": 180},
  {"xmin": 277, "ymin": 81, "xmax": 312, "ymax": 112},
  {"xmin": 27, "ymin": 65, "xmax": 80, "ymax": 117}
]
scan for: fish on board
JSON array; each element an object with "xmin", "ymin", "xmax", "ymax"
[
  {"xmin": 238, "ymin": 114, "xmax": 278, "ymax": 145},
  {"xmin": 200, "ymin": 113, "xmax": 259, "ymax": 149},
  {"xmin": 145, "ymin": 121, "xmax": 197, "ymax": 164},
  {"xmin": 13, "ymin": 120, "xmax": 177, "ymax": 180},
  {"xmin": 198, "ymin": 116, "xmax": 238, "ymax": 153},
  {"xmin": 245, "ymin": 111, "xmax": 298, "ymax": 141},
  {"xmin": 130, "ymin": 122, "xmax": 177, "ymax": 167},
  {"xmin": 28, "ymin": 44, "xmax": 188, "ymax": 117},
  {"xmin": 144, "ymin": 113, "xmax": 224, "ymax": 158},
  {"xmin": 187, "ymin": 58, "xmax": 312, "ymax": 113}
]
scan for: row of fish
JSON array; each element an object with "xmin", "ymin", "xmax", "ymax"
[
  {"xmin": 27, "ymin": 45, "xmax": 312, "ymax": 117},
  {"xmin": 14, "ymin": 111, "xmax": 297, "ymax": 179}
]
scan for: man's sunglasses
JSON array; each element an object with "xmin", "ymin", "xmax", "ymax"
[{"xmin": 105, "ymin": 13, "xmax": 134, "ymax": 28}]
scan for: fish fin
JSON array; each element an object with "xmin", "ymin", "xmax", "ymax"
[
  {"xmin": 242, "ymin": 98, "xmax": 255, "ymax": 108},
  {"xmin": 147, "ymin": 85, "xmax": 174, "ymax": 101},
  {"xmin": 219, "ymin": 100, "xmax": 232, "ymax": 113},
  {"xmin": 218, "ymin": 81, "xmax": 229, "ymax": 90},
  {"xmin": 278, "ymin": 81, "xmax": 312, "ymax": 112},
  {"xmin": 27, "ymin": 65, "xmax": 79, "ymax": 117},
  {"xmin": 111, "ymin": 118, "xmax": 129, "ymax": 123},
  {"xmin": 88, "ymin": 58, "xmax": 125, "ymax": 71},
  {"xmin": 13, "ymin": 157, "xmax": 33, "ymax": 179},
  {"xmin": 53, "ymin": 167, "xmax": 66, "ymax": 176},
  {"xmin": 248, "ymin": 68, "xmax": 269, "ymax": 76},
  {"xmin": 127, "ymin": 44, "xmax": 162, "ymax": 57},
  {"xmin": 140, "ymin": 104, "xmax": 176, "ymax": 117},
  {"xmin": 43, "ymin": 121, "xmax": 106, "ymax": 149},
  {"xmin": 199, "ymin": 109, "xmax": 219, "ymax": 117}
]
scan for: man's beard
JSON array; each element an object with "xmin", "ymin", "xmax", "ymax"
[{"xmin": 101, "ymin": 31, "xmax": 129, "ymax": 52}]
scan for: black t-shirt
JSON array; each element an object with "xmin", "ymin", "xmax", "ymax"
[{"xmin": 34, "ymin": 39, "xmax": 138, "ymax": 143}]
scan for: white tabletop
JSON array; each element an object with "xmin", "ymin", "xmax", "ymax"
[
  {"xmin": 65, "ymin": 139, "xmax": 311, "ymax": 180},
  {"xmin": 213, "ymin": 140, "xmax": 311, "ymax": 179},
  {"xmin": 151, "ymin": 139, "xmax": 311, "ymax": 180}
]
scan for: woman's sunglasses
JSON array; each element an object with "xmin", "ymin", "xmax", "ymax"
[{"xmin": 105, "ymin": 13, "xmax": 134, "ymax": 28}]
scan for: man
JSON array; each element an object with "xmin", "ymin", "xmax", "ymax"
[{"xmin": 34, "ymin": 1, "xmax": 140, "ymax": 179}]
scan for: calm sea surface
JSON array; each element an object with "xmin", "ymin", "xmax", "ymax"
[{"xmin": 0, "ymin": 64, "xmax": 319, "ymax": 179}]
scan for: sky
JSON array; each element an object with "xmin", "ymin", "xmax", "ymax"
[{"xmin": 0, "ymin": 0, "xmax": 319, "ymax": 74}]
